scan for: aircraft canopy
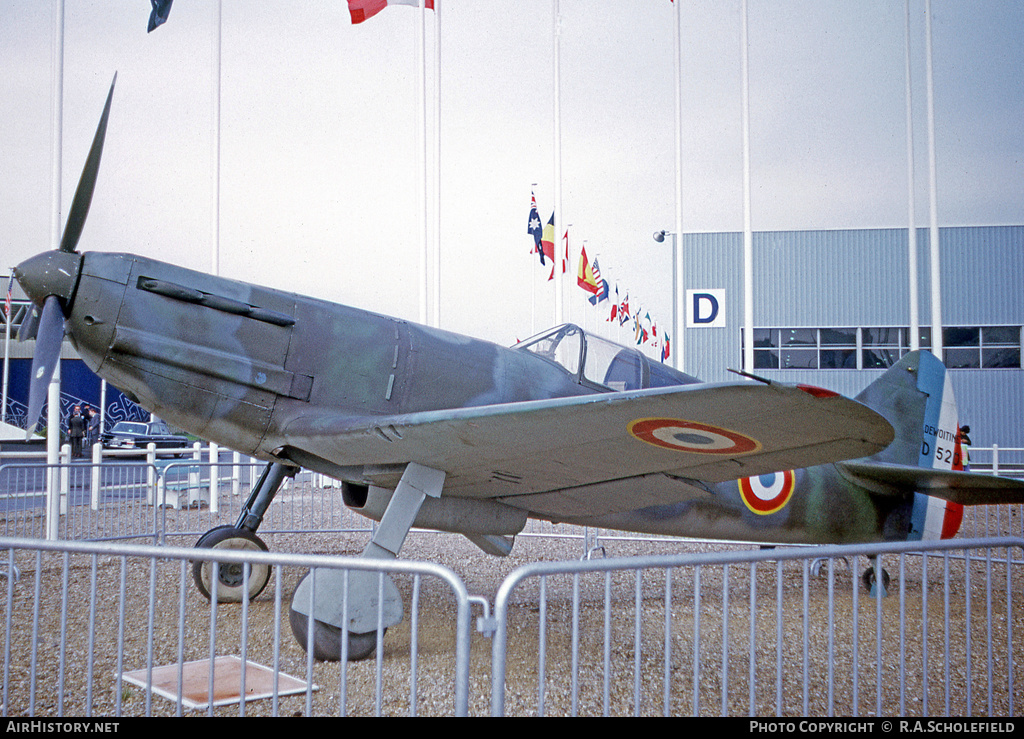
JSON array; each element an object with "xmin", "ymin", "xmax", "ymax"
[{"xmin": 513, "ymin": 324, "xmax": 699, "ymax": 392}]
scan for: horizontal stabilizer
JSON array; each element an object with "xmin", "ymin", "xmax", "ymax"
[{"xmin": 839, "ymin": 460, "xmax": 1024, "ymax": 506}]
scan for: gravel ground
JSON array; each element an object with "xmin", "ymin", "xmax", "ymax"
[{"xmin": 1, "ymin": 498, "xmax": 1022, "ymax": 717}]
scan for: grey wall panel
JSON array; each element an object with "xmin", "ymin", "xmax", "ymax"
[
  {"xmin": 682, "ymin": 231, "xmax": 743, "ymax": 383},
  {"xmin": 939, "ymin": 225, "xmax": 1024, "ymax": 325},
  {"xmin": 754, "ymin": 228, "xmax": 911, "ymax": 327},
  {"xmin": 951, "ymin": 371, "xmax": 1024, "ymax": 450}
]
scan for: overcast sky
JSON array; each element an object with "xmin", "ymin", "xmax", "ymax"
[{"xmin": 2, "ymin": 1, "xmax": 1022, "ymax": 347}]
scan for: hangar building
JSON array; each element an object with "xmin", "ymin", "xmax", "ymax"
[{"xmin": 677, "ymin": 224, "xmax": 1023, "ymax": 452}]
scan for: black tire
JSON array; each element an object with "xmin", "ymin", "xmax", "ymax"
[{"xmin": 192, "ymin": 526, "xmax": 271, "ymax": 602}]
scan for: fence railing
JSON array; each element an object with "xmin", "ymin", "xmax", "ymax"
[
  {"xmin": 0, "ymin": 443, "xmax": 369, "ymax": 544},
  {"xmin": 1, "ymin": 535, "xmax": 1020, "ymax": 717},
  {"xmin": 1, "ymin": 445, "xmax": 1023, "ymax": 716},
  {"xmin": 965, "ymin": 446, "xmax": 1024, "ymax": 480},
  {"xmin": 489, "ymin": 537, "xmax": 1024, "ymax": 717},
  {"xmin": 0, "ymin": 536, "xmax": 473, "ymax": 717}
]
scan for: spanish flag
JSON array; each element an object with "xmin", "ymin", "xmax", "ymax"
[{"xmin": 577, "ymin": 246, "xmax": 600, "ymax": 294}]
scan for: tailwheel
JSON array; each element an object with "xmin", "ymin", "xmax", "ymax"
[
  {"xmin": 288, "ymin": 606, "xmax": 381, "ymax": 662},
  {"xmin": 192, "ymin": 525, "xmax": 271, "ymax": 602},
  {"xmin": 862, "ymin": 565, "xmax": 890, "ymax": 597}
]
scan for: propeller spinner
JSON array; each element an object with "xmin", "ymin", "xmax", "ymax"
[{"xmin": 13, "ymin": 73, "xmax": 116, "ymax": 437}]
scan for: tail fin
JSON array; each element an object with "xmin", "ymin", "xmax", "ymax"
[
  {"xmin": 854, "ymin": 350, "xmax": 965, "ymax": 470},
  {"xmin": 852, "ymin": 350, "xmax": 965, "ymax": 539}
]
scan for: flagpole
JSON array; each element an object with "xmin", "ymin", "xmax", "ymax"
[
  {"xmin": 212, "ymin": 0, "xmax": 222, "ymax": 277},
  {"xmin": 925, "ymin": 0, "xmax": 942, "ymax": 358},
  {"xmin": 673, "ymin": 0, "xmax": 684, "ymax": 370},
  {"xmin": 741, "ymin": 0, "xmax": 754, "ymax": 374},
  {"xmin": 431, "ymin": 0, "xmax": 442, "ymax": 328},
  {"xmin": 50, "ymin": 0, "xmax": 63, "ymax": 256},
  {"xmin": 46, "ymin": 0, "xmax": 65, "ymax": 522},
  {"xmin": 552, "ymin": 0, "xmax": 563, "ymax": 327},
  {"xmin": 418, "ymin": 1, "xmax": 428, "ymax": 325},
  {"xmin": 904, "ymin": 0, "xmax": 920, "ymax": 351},
  {"xmin": 563, "ymin": 224, "xmax": 570, "ymax": 327},
  {"xmin": 2, "ymin": 275, "xmax": 10, "ymax": 425},
  {"xmin": 530, "ymin": 264, "xmax": 536, "ymax": 336}
]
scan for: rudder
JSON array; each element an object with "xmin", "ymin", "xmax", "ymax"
[{"xmin": 854, "ymin": 350, "xmax": 964, "ymax": 539}]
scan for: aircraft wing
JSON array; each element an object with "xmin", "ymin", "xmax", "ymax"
[
  {"xmin": 839, "ymin": 460, "xmax": 1024, "ymax": 506},
  {"xmin": 280, "ymin": 380, "xmax": 894, "ymax": 517}
]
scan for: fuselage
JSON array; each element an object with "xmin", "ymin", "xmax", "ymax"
[
  {"xmin": 18, "ymin": 249, "xmax": 960, "ymax": 547},
  {"xmin": 556, "ymin": 466, "xmax": 962, "ymax": 546}
]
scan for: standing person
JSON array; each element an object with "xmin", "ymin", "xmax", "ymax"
[
  {"xmin": 68, "ymin": 405, "xmax": 86, "ymax": 459},
  {"xmin": 86, "ymin": 406, "xmax": 100, "ymax": 454}
]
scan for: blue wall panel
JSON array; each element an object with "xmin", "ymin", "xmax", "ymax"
[{"xmin": 680, "ymin": 225, "xmax": 1024, "ymax": 448}]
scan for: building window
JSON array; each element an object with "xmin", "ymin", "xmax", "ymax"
[
  {"xmin": 862, "ymin": 327, "xmax": 931, "ymax": 369},
  {"xmin": 745, "ymin": 326, "xmax": 1020, "ymax": 370},
  {"xmin": 1, "ymin": 301, "xmax": 31, "ymax": 334},
  {"xmin": 752, "ymin": 328, "xmax": 856, "ymax": 370},
  {"xmin": 944, "ymin": 325, "xmax": 1022, "ymax": 369},
  {"xmin": 819, "ymin": 327, "xmax": 858, "ymax": 369}
]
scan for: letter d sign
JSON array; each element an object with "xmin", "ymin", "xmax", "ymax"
[{"xmin": 687, "ymin": 289, "xmax": 726, "ymax": 328}]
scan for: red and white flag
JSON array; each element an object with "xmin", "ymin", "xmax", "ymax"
[{"xmin": 347, "ymin": 0, "xmax": 434, "ymax": 24}]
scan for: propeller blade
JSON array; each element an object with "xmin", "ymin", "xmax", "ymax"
[
  {"xmin": 24, "ymin": 296, "xmax": 65, "ymax": 437},
  {"xmin": 17, "ymin": 303, "xmax": 41, "ymax": 341},
  {"xmin": 59, "ymin": 72, "xmax": 117, "ymax": 254}
]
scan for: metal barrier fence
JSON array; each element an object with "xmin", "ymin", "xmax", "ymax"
[
  {"xmin": 0, "ymin": 533, "xmax": 1021, "ymax": 717},
  {"xmin": 967, "ymin": 446, "xmax": 1024, "ymax": 481},
  {"xmin": 0, "ymin": 448, "xmax": 369, "ymax": 544},
  {"xmin": 0, "ymin": 537, "xmax": 473, "ymax": 717},
  {"xmin": 1, "ymin": 446, "xmax": 1023, "ymax": 716},
  {"xmin": 959, "ymin": 447, "xmax": 1024, "ymax": 541},
  {"xmin": 490, "ymin": 537, "xmax": 1024, "ymax": 717}
]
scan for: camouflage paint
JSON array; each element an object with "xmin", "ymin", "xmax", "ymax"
[
  {"xmin": 53, "ymin": 252, "xmax": 593, "ymax": 461},
  {"xmin": 16, "ymin": 249, "xmax": 1011, "ymax": 549}
]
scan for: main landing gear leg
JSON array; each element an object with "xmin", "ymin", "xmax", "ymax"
[
  {"xmin": 289, "ymin": 462, "xmax": 445, "ymax": 661},
  {"xmin": 192, "ymin": 461, "xmax": 295, "ymax": 602}
]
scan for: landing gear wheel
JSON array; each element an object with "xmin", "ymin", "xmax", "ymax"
[
  {"xmin": 287, "ymin": 572, "xmax": 382, "ymax": 662},
  {"xmin": 192, "ymin": 525, "xmax": 271, "ymax": 602},
  {"xmin": 288, "ymin": 606, "xmax": 381, "ymax": 662},
  {"xmin": 862, "ymin": 566, "xmax": 890, "ymax": 595}
]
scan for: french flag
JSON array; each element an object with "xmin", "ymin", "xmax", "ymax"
[{"xmin": 348, "ymin": 0, "xmax": 434, "ymax": 24}]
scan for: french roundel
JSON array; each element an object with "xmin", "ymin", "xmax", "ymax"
[
  {"xmin": 738, "ymin": 470, "xmax": 796, "ymax": 515},
  {"xmin": 628, "ymin": 418, "xmax": 761, "ymax": 455}
]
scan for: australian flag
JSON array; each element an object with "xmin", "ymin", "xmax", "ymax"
[{"xmin": 527, "ymin": 193, "xmax": 545, "ymax": 264}]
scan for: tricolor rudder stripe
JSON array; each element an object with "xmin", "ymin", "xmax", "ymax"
[
  {"xmin": 909, "ymin": 492, "xmax": 963, "ymax": 540},
  {"xmin": 916, "ymin": 350, "xmax": 963, "ymax": 471},
  {"xmin": 912, "ymin": 351, "xmax": 965, "ymax": 538}
]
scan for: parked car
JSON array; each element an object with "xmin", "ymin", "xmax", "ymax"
[{"xmin": 101, "ymin": 421, "xmax": 190, "ymax": 454}]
